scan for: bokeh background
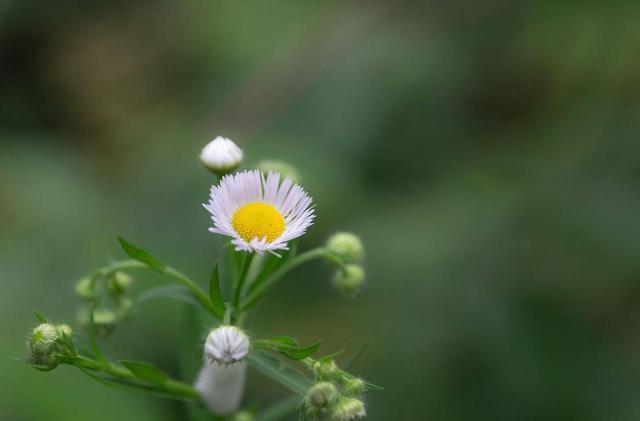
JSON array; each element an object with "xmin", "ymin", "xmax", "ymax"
[{"xmin": 2, "ymin": 1, "xmax": 640, "ymax": 420}]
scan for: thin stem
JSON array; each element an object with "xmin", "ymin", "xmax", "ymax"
[
  {"xmin": 64, "ymin": 356, "xmax": 200, "ymax": 399},
  {"xmin": 88, "ymin": 259, "xmax": 220, "ymax": 318},
  {"xmin": 233, "ymin": 253, "xmax": 254, "ymax": 310},
  {"xmin": 241, "ymin": 248, "xmax": 327, "ymax": 310}
]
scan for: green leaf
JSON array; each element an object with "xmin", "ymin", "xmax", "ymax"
[
  {"xmin": 252, "ymin": 337, "xmax": 321, "ymax": 361},
  {"xmin": 247, "ymin": 351, "xmax": 312, "ymax": 395},
  {"xmin": 117, "ymin": 237, "xmax": 165, "ymax": 271},
  {"xmin": 120, "ymin": 360, "xmax": 167, "ymax": 386},
  {"xmin": 208, "ymin": 261, "xmax": 225, "ymax": 316},
  {"xmin": 33, "ymin": 310, "xmax": 47, "ymax": 323}
]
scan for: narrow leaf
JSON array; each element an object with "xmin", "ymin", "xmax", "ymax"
[
  {"xmin": 33, "ymin": 310, "xmax": 47, "ymax": 323},
  {"xmin": 208, "ymin": 261, "xmax": 225, "ymax": 316},
  {"xmin": 121, "ymin": 360, "xmax": 167, "ymax": 386},
  {"xmin": 280, "ymin": 341, "xmax": 321, "ymax": 360},
  {"xmin": 117, "ymin": 237, "xmax": 165, "ymax": 270},
  {"xmin": 248, "ymin": 351, "xmax": 312, "ymax": 395}
]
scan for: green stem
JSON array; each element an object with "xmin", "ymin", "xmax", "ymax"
[
  {"xmin": 65, "ymin": 357, "xmax": 200, "ymax": 399},
  {"xmin": 233, "ymin": 253, "xmax": 254, "ymax": 310},
  {"xmin": 89, "ymin": 259, "xmax": 221, "ymax": 318},
  {"xmin": 241, "ymin": 248, "xmax": 327, "ymax": 311}
]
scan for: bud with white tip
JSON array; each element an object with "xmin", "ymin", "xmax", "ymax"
[
  {"xmin": 56, "ymin": 324, "xmax": 73, "ymax": 338},
  {"xmin": 331, "ymin": 397, "xmax": 366, "ymax": 421},
  {"xmin": 342, "ymin": 377, "xmax": 365, "ymax": 397},
  {"xmin": 334, "ymin": 264, "xmax": 365, "ymax": 296},
  {"xmin": 326, "ymin": 232, "xmax": 364, "ymax": 263},
  {"xmin": 200, "ymin": 136, "xmax": 244, "ymax": 175},
  {"xmin": 204, "ymin": 325, "xmax": 250, "ymax": 365},
  {"xmin": 28, "ymin": 323, "xmax": 59, "ymax": 368}
]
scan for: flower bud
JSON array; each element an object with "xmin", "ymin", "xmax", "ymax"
[
  {"xmin": 331, "ymin": 397, "xmax": 366, "ymax": 421},
  {"xmin": 29, "ymin": 324, "xmax": 58, "ymax": 355},
  {"xmin": 256, "ymin": 160, "xmax": 301, "ymax": 183},
  {"xmin": 56, "ymin": 324, "xmax": 73, "ymax": 338},
  {"xmin": 334, "ymin": 265, "xmax": 365, "ymax": 296},
  {"xmin": 306, "ymin": 381, "xmax": 338, "ymax": 409},
  {"xmin": 200, "ymin": 136, "xmax": 244, "ymax": 175},
  {"xmin": 326, "ymin": 232, "xmax": 364, "ymax": 263},
  {"xmin": 314, "ymin": 359, "xmax": 339, "ymax": 380},
  {"xmin": 108, "ymin": 271, "xmax": 132, "ymax": 294},
  {"xmin": 74, "ymin": 277, "xmax": 95, "ymax": 300},
  {"xmin": 204, "ymin": 325, "xmax": 250, "ymax": 365},
  {"xmin": 342, "ymin": 377, "xmax": 365, "ymax": 397}
]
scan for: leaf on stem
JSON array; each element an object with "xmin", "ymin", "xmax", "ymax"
[
  {"xmin": 247, "ymin": 351, "xmax": 312, "ymax": 395},
  {"xmin": 253, "ymin": 336, "xmax": 321, "ymax": 360},
  {"xmin": 121, "ymin": 360, "xmax": 168, "ymax": 386},
  {"xmin": 33, "ymin": 310, "xmax": 47, "ymax": 323},
  {"xmin": 117, "ymin": 237, "xmax": 166, "ymax": 271}
]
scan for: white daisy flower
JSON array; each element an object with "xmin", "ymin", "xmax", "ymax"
[
  {"xmin": 200, "ymin": 136, "xmax": 244, "ymax": 174},
  {"xmin": 204, "ymin": 325, "xmax": 250, "ymax": 365},
  {"xmin": 204, "ymin": 170, "xmax": 315, "ymax": 255}
]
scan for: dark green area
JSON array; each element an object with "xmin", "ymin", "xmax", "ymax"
[{"xmin": 1, "ymin": 1, "xmax": 640, "ymax": 420}]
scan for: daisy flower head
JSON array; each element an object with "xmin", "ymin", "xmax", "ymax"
[{"xmin": 204, "ymin": 170, "xmax": 315, "ymax": 255}]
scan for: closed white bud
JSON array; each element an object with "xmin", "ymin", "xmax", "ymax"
[
  {"xmin": 334, "ymin": 265, "xmax": 365, "ymax": 296},
  {"xmin": 29, "ymin": 323, "xmax": 58, "ymax": 355},
  {"xmin": 326, "ymin": 232, "xmax": 364, "ymax": 263},
  {"xmin": 204, "ymin": 325, "xmax": 250, "ymax": 365},
  {"xmin": 200, "ymin": 136, "xmax": 244, "ymax": 175},
  {"xmin": 331, "ymin": 397, "xmax": 366, "ymax": 421},
  {"xmin": 256, "ymin": 160, "xmax": 301, "ymax": 183}
]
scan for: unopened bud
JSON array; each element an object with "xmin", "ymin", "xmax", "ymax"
[
  {"xmin": 326, "ymin": 232, "xmax": 364, "ymax": 263},
  {"xmin": 256, "ymin": 160, "xmax": 301, "ymax": 183},
  {"xmin": 29, "ymin": 324, "xmax": 58, "ymax": 355},
  {"xmin": 334, "ymin": 265, "xmax": 365, "ymax": 296},
  {"xmin": 342, "ymin": 377, "xmax": 365, "ymax": 397},
  {"xmin": 331, "ymin": 397, "xmax": 366, "ymax": 421},
  {"xmin": 108, "ymin": 271, "xmax": 132, "ymax": 294},
  {"xmin": 204, "ymin": 325, "xmax": 250, "ymax": 365},
  {"xmin": 56, "ymin": 324, "xmax": 73, "ymax": 338},
  {"xmin": 306, "ymin": 381, "xmax": 338, "ymax": 409},
  {"xmin": 75, "ymin": 278, "xmax": 95, "ymax": 300},
  {"xmin": 93, "ymin": 309, "xmax": 117, "ymax": 327},
  {"xmin": 200, "ymin": 136, "xmax": 244, "ymax": 175},
  {"xmin": 314, "ymin": 360, "xmax": 339, "ymax": 380}
]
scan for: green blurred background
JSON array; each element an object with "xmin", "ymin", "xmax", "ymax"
[{"xmin": 2, "ymin": 1, "xmax": 640, "ymax": 420}]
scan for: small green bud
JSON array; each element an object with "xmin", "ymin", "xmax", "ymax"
[
  {"xmin": 306, "ymin": 381, "xmax": 338, "ymax": 409},
  {"xmin": 326, "ymin": 232, "xmax": 364, "ymax": 263},
  {"xmin": 232, "ymin": 410, "xmax": 254, "ymax": 421},
  {"xmin": 56, "ymin": 324, "xmax": 73, "ymax": 338},
  {"xmin": 342, "ymin": 377, "xmax": 365, "ymax": 397},
  {"xmin": 29, "ymin": 323, "xmax": 58, "ymax": 354},
  {"xmin": 74, "ymin": 278, "xmax": 95, "ymax": 300},
  {"xmin": 334, "ymin": 265, "xmax": 365, "ymax": 296},
  {"xmin": 315, "ymin": 360, "xmax": 339, "ymax": 380},
  {"xmin": 331, "ymin": 397, "xmax": 366, "ymax": 421},
  {"xmin": 108, "ymin": 271, "xmax": 132, "ymax": 294},
  {"xmin": 93, "ymin": 309, "xmax": 117, "ymax": 326},
  {"xmin": 256, "ymin": 160, "xmax": 301, "ymax": 183}
]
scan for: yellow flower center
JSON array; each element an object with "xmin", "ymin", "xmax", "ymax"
[{"xmin": 231, "ymin": 202, "xmax": 285, "ymax": 243}]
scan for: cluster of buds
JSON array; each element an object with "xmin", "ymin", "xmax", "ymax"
[
  {"xmin": 28, "ymin": 322, "xmax": 75, "ymax": 369},
  {"xmin": 325, "ymin": 232, "xmax": 366, "ymax": 297},
  {"xmin": 75, "ymin": 271, "xmax": 135, "ymax": 336},
  {"xmin": 303, "ymin": 358, "xmax": 367, "ymax": 420}
]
